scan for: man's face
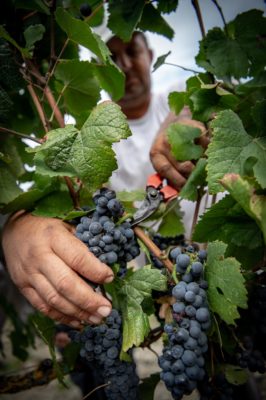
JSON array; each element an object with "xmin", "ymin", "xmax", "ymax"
[{"xmin": 107, "ymin": 33, "xmax": 153, "ymax": 110}]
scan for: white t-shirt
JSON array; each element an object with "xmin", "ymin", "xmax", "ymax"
[
  {"xmin": 110, "ymin": 90, "xmax": 170, "ymax": 192},
  {"xmin": 109, "ymin": 89, "xmax": 217, "ymax": 239}
]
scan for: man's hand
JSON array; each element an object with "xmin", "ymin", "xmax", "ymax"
[
  {"xmin": 2, "ymin": 212, "xmax": 114, "ymax": 328},
  {"xmin": 150, "ymin": 112, "xmax": 209, "ymax": 190}
]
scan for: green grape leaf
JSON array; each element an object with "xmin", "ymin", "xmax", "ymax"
[
  {"xmin": 221, "ymin": 174, "xmax": 266, "ymax": 244},
  {"xmin": 0, "ymin": 295, "xmax": 35, "ymax": 361},
  {"xmin": 107, "ymin": 0, "xmax": 145, "ymax": 42},
  {"xmin": 86, "ymin": 2, "xmax": 104, "ymax": 27},
  {"xmin": 251, "ymin": 100, "xmax": 266, "ymax": 136},
  {"xmin": 225, "ymin": 364, "xmax": 248, "ymax": 385},
  {"xmin": 0, "ymin": 25, "xmax": 31, "ymax": 58},
  {"xmin": 55, "ymin": 7, "xmax": 110, "ymax": 62},
  {"xmin": 206, "ymin": 241, "xmax": 248, "ymax": 326},
  {"xmin": 193, "ymin": 194, "xmax": 264, "ymax": 250},
  {"xmin": 168, "ymin": 91, "xmax": 186, "ymax": 115},
  {"xmin": 9, "ymin": 329, "xmax": 29, "ymax": 361},
  {"xmin": 0, "ymin": 86, "xmax": 13, "ymax": 122},
  {"xmin": 92, "ymin": 60, "xmax": 125, "ymax": 101},
  {"xmin": 207, "ymin": 110, "xmax": 266, "ymax": 193},
  {"xmin": 190, "ymin": 86, "xmax": 238, "ymax": 122},
  {"xmin": 138, "ymin": 3, "xmax": 174, "ymax": 40},
  {"xmin": 117, "ymin": 190, "xmax": 145, "ymax": 202},
  {"xmin": 158, "ymin": 201, "xmax": 184, "ymax": 237},
  {"xmin": 117, "ymin": 267, "xmax": 167, "ymax": 351},
  {"xmin": 152, "ymin": 51, "xmax": 171, "ymax": 73},
  {"xmin": 55, "ymin": 60, "xmax": 100, "ymax": 115},
  {"xmin": 34, "ymin": 151, "xmax": 76, "ymax": 178},
  {"xmin": 0, "ymin": 185, "xmax": 56, "ymax": 214},
  {"xmin": 180, "ymin": 158, "xmax": 207, "ymax": 201},
  {"xmin": 32, "ymin": 190, "xmax": 74, "ymax": 218},
  {"xmin": 15, "ymin": 0, "xmax": 50, "ymax": 14},
  {"xmin": 23, "ymin": 24, "xmax": 45, "ymax": 50},
  {"xmin": 31, "ymin": 313, "xmax": 65, "ymax": 386},
  {"xmin": 139, "ymin": 373, "xmax": 161, "ymax": 400},
  {"xmin": 0, "ymin": 164, "xmax": 22, "ymax": 207},
  {"xmin": 236, "ymin": 71, "xmax": 266, "ymax": 94},
  {"xmin": 233, "ymin": 10, "xmax": 266, "ymax": 76},
  {"xmin": 62, "ymin": 342, "xmax": 81, "ymax": 371},
  {"xmin": 225, "ymin": 242, "xmax": 264, "ymax": 270},
  {"xmin": 196, "ymin": 27, "xmax": 249, "ymax": 79},
  {"xmin": 0, "ymin": 41, "xmax": 24, "ymax": 90},
  {"xmin": 167, "ymin": 123, "xmax": 203, "ymax": 161},
  {"xmin": 157, "ymin": 0, "xmax": 179, "ymax": 14},
  {"xmin": 0, "ymin": 136, "xmax": 25, "ymax": 178},
  {"xmin": 31, "ymin": 102, "xmax": 131, "ymax": 192},
  {"xmin": 63, "ymin": 210, "xmax": 89, "ymax": 221}
]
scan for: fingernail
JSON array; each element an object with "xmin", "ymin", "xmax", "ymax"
[
  {"xmin": 97, "ymin": 306, "xmax": 112, "ymax": 317},
  {"xmin": 88, "ymin": 315, "xmax": 102, "ymax": 324},
  {"xmin": 70, "ymin": 320, "xmax": 81, "ymax": 328},
  {"xmin": 104, "ymin": 275, "xmax": 114, "ymax": 283}
]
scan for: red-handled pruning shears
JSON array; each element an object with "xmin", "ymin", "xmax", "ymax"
[{"xmin": 131, "ymin": 173, "xmax": 178, "ymax": 227}]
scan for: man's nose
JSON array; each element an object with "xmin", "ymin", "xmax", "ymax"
[{"xmin": 116, "ymin": 54, "xmax": 132, "ymax": 72}]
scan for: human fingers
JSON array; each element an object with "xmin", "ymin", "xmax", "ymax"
[
  {"xmin": 51, "ymin": 225, "xmax": 114, "ymax": 284},
  {"xmin": 178, "ymin": 118, "xmax": 210, "ymax": 150},
  {"xmin": 30, "ymin": 272, "xmax": 99, "ymax": 324},
  {"xmin": 151, "ymin": 152, "xmax": 187, "ymax": 190},
  {"xmin": 195, "ymin": 134, "xmax": 210, "ymax": 149},
  {"xmin": 21, "ymin": 286, "xmax": 85, "ymax": 328},
  {"xmin": 38, "ymin": 252, "xmax": 112, "ymax": 318}
]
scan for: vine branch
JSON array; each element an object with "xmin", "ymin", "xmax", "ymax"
[
  {"xmin": 42, "ymin": 38, "xmax": 69, "ymax": 99},
  {"xmin": 0, "ymin": 127, "xmax": 41, "ymax": 144},
  {"xmin": 27, "ymin": 83, "xmax": 50, "ymax": 133},
  {"xmin": 164, "ymin": 62, "xmax": 201, "ymax": 74},
  {"xmin": 211, "ymin": 0, "xmax": 227, "ymax": 32},
  {"xmin": 25, "ymin": 60, "xmax": 79, "ymax": 208},
  {"xmin": 44, "ymin": 86, "xmax": 65, "ymax": 127},
  {"xmin": 0, "ymin": 359, "xmax": 61, "ymax": 394},
  {"xmin": 189, "ymin": 189, "xmax": 203, "ymax": 240},
  {"xmin": 133, "ymin": 226, "xmax": 174, "ymax": 272},
  {"xmin": 191, "ymin": 0, "xmax": 206, "ymax": 38}
]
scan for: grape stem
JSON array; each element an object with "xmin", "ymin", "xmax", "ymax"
[
  {"xmin": 82, "ymin": 382, "xmax": 111, "ymax": 399},
  {"xmin": 140, "ymin": 326, "xmax": 163, "ymax": 348},
  {"xmin": 133, "ymin": 226, "xmax": 174, "ymax": 272}
]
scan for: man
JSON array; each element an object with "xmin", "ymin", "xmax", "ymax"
[
  {"xmin": 107, "ymin": 31, "xmax": 208, "ymax": 236},
  {"xmin": 1, "ymin": 31, "xmax": 205, "ymax": 327},
  {"xmin": 107, "ymin": 31, "xmax": 197, "ymax": 192}
]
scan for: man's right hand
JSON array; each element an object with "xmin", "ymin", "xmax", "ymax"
[
  {"xmin": 2, "ymin": 212, "xmax": 114, "ymax": 328},
  {"xmin": 150, "ymin": 113, "xmax": 209, "ymax": 190}
]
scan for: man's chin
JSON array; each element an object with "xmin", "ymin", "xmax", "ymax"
[{"xmin": 121, "ymin": 89, "xmax": 145, "ymax": 102}]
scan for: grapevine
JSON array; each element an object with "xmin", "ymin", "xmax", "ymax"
[{"xmin": 0, "ymin": 1, "xmax": 266, "ymax": 399}]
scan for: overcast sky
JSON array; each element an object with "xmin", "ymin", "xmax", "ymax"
[{"xmin": 142, "ymin": 0, "xmax": 266, "ymax": 92}]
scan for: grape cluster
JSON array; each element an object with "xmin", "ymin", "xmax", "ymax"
[
  {"xmin": 158, "ymin": 245, "xmax": 211, "ymax": 400},
  {"xmin": 198, "ymin": 373, "xmax": 234, "ymax": 400},
  {"xmin": 235, "ymin": 283, "xmax": 266, "ymax": 373},
  {"xmin": 69, "ymin": 309, "xmax": 139, "ymax": 400},
  {"xmin": 150, "ymin": 233, "xmax": 185, "ymax": 269},
  {"xmin": 75, "ymin": 188, "xmax": 140, "ymax": 270},
  {"xmin": 236, "ymin": 335, "xmax": 265, "ymax": 373}
]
